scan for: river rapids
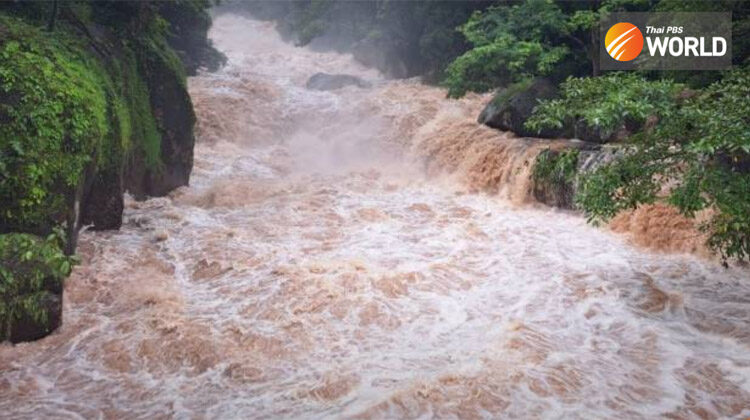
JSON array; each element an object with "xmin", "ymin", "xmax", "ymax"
[{"xmin": 1, "ymin": 14, "xmax": 749, "ymax": 419}]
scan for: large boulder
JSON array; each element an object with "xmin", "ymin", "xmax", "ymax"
[
  {"xmin": 306, "ymin": 73, "xmax": 372, "ymax": 91},
  {"xmin": 478, "ymin": 78, "xmax": 565, "ymax": 138}
]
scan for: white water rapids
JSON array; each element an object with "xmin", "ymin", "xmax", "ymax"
[{"xmin": 1, "ymin": 14, "xmax": 749, "ymax": 419}]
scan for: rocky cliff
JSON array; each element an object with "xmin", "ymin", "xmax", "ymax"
[{"xmin": 0, "ymin": 1, "xmax": 219, "ymax": 342}]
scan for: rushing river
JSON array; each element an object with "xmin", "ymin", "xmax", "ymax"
[{"xmin": 1, "ymin": 14, "xmax": 749, "ymax": 419}]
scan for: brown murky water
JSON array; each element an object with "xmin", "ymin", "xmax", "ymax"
[{"xmin": 1, "ymin": 15, "xmax": 749, "ymax": 419}]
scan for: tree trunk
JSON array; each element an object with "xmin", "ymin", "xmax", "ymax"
[
  {"xmin": 46, "ymin": 0, "xmax": 59, "ymax": 32},
  {"xmin": 590, "ymin": 26, "xmax": 601, "ymax": 77}
]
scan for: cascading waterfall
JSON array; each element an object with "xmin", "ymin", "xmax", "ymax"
[{"xmin": 1, "ymin": 14, "xmax": 748, "ymax": 419}]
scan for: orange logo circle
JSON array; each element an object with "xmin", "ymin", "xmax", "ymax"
[{"xmin": 605, "ymin": 22, "xmax": 644, "ymax": 61}]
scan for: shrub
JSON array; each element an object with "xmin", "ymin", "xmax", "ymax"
[
  {"xmin": 0, "ymin": 230, "xmax": 76, "ymax": 339},
  {"xmin": 525, "ymin": 73, "xmax": 683, "ymax": 140},
  {"xmin": 443, "ymin": 0, "xmax": 571, "ymax": 98},
  {"xmin": 543, "ymin": 70, "xmax": 750, "ymax": 262}
]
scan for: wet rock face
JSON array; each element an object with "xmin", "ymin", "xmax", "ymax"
[
  {"xmin": 573, "ymin": 117, "xmax": 641, "ymax": 144},
  {"xmin": 352, "ymin": 37, "xmax": 409, "ymax": 79},
  {"xmin": 125, "ymin": 47, "xmax": 196, "ymax": 199},
  {"xmin": 531, "ymin": 144, "xmax": 622, "ymax": 210},
  {"xmin": 7, "ymin": 292, "xmax": 62, "ymax": 343},
  {"xmin": 0, "ymin": 234, "xmax": 67, "ymax": 343},
  {"xmin": 306, "ymin": 73, "xmax": 372, "ymax": 91},
  {"xmin": 80, "ymin": 166, "xmax": 124, "ymax": 232},
  {"xmin": 479, "ymin": 78, "xmax": 564, "ymax": 138}
]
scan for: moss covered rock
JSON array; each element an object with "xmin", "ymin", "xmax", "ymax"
[
  {"xmin": 1, "ymin": 10, "xmax": 199, "ymax": 237},
  {"xmin": 0, "ymin": 15, "xmax": 110, "ymax": 238},
  {"xmin": 532, "ymin": 144, "xmax": 623, "ymax": 210},
  {"xmin": 0, "ymin": 233, "xmax": 74, "ymax": 342},
  {"xmin": 124, "ymin": 35, "xmax": 196, "ymax": 198},
  {"xmin": 0, "ymin": 2, "xmax": 215, "ymax": 342}
]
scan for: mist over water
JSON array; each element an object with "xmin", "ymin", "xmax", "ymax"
[{"xmin": 1, "ymin": 14, "xmax": 749, "ymax": 418}]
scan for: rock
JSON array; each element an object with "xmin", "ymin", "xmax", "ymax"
[
  {"xmin": 80, "ymin": 166, "xmax": 124, "ymax": 232},
  {"xmin": 352, "ymin": 37, "xmax": 409, "ymax": 79},
  {"xmin": 478, "ymin": 78, "xmax": 565, "ymax": 138},
  {"xmin": 0, "ymin": 234, "xmax": 66, "ymax": 343},
  {"xmin": 573, "ymin": 118, "xmax": 640, "ymax": 144},
  {"xmin": 531, "ymin": 148, "xmax": 579, "ymax": 209},
  {"xmin": 8, "ymin": 292, "xmax": 62, "ymax": 343},
  {"xmin": 125, "ymin": 42, "xmax": 196, "ymax": 198},
  {"xmin": 306, "ymin": 73, "xmax": 372, "ymax": 91},
  {"xmin": 192, "ymin": 259, "xmax": 231, "ymax": 281},
  {"xmin": 532, "ymin": 144, "xmax": 623, "ymax": 210},
  {"xmin": 479, "ymin": 78, "xmax": 644, "ymax": 143}
]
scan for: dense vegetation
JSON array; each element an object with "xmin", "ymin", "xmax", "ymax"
[
  {"xmin": 0, "ymin": 0, "xmax": 221, "ymax": 341},
  {"xmin": 0, "ymin": 16, "xmax": 110, "ymax": 233},
  {"xmin": 531, "ymin": 71, "xmax": 749, "ymax": 261}
]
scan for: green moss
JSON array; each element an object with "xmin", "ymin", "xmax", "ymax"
[
  {"xmin": 0, "ymin": 13, "xmax": 176, "ymax": 233},
  {"xmin": 533, "ymin": 148, "xmax": 580, "ymax": 185},
  {"xmin": 532, "ymin": 147, "xmax": 580, "ymax": 209},
  {"xmin": 124, "ymin": 47, "xmax": 163, "ymax": 169},
  {"xmin": 0, "ymin": 231, "xmax": 76, "ymax": 340},
  {"xmin": 0, "ymin": 15, "xmax": 110, "ymax": 232}
]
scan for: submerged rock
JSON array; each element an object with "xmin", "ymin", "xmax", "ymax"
[{"xmin": 306, "ymin": 73, "xmax": 372, "ymax": 91}]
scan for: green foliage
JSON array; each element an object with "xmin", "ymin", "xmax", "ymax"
[
  {"xmin": 123, "ymin": 49, "xmax": 163, "ymax": 169},
  {"xmin": 533, "ymin": 148, "xmax": 580, "ymax": 185},
  {"xmin": 289, "ymin": 0, "xmax": 331, "ymax": 46},
  {"xmin": 575, "ymin": 144, "xmax": 667, "ymax": 221},
  {"xmin": 0, "ymin": 15, "xmax": 109, "ymax": 231},
  {"xmin": 443, "ymin": 0, "xmax": 571, "ymax": 98},
  {"xmin": 526, "ymin": 73, "xmax": 683, "ymax": 139},
  {"xmin": 491, "ymin": 78, "xmax": 535, "ymax": 108},
  {"xmin": 0, "ymin": 230, "xmax": 76, "ymax": 338},
  {"xmin": 569, "ymin": 69, "xmax": 750, "ymax": 262},
  {"xmin": 677, "ymin": 69, "xmax": 750, "ymax": 155},
  {"xmin": 532, "ymin": 148, "xmax": 581, "ymax": 208}
]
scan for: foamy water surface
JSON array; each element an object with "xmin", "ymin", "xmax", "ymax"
[{"xmin": 1, "ymin": 14, "xmax": 749, "ymax": 419}]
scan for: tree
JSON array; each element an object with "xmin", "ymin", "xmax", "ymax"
[
  {"xmin": 529, "ymin": 70, "xmax": 750, "ymax": 262},
  {"xmin": 442, "ymin": 0, "xmax": 651, "ymax": 97},
  {"xmin": 46, "ymin": 0, "xmax": 57, "ymax": 31}
]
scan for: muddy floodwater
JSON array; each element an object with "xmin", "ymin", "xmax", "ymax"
[{"xmin": 1, "ymin": 14, "xmax": 749, "ymax": 419}]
